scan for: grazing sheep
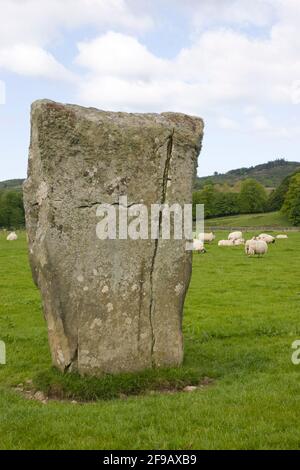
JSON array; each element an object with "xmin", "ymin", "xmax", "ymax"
[
  {"xmin": 276, "ymin": 234, "xmax": 288, "ymax": 239},
  {"xmin": 257, "ymin": 233, "xmax": 275, "ymax": 244},
  {"xmin": 228, "ymin": 231, "xmax": 243, "ymax": 241},
  {"xmin": 218, "ymin": 239, "xmax": 235, "ymax": 246},
  {"xmin": 245, "ymin": 237, "xmax": 257, "ymax": 251},
  {"xmin": 192, "ymin": 239, "xmax": 206, "ymax": 253},
  {"xmin": 245, "ymin": 239, "xmax": 268, "ymax": 256},
  {"xmin": 6, "ymin": 232, "xmax": 18, "ymax": 241},
  {"xmin": 245, "ymin": 237, "xmax": 257, "ymax": 245},
  {"xmin": 198, "ymin": 232, "xmax": 215, "ymax": 243},
  {"xmin": 234, "ymin": 238, "xmax": 245, "ymax": 246}
]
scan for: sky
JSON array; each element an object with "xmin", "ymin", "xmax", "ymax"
[{"xmin": 1, "ymin": 0, "xmax": 300, "ymax": 181}]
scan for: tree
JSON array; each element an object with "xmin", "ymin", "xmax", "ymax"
[
  {"xmin": 282, "ymin": 173, "xmax": 300, "ymax": 226},
  {"xmin": 193, "ymin": 187, "xmax": 240, "ymax": 219},
  {"xmin": 267, "ymin": 169, "xmax": 300, "ymax": 212},
  {"xmin": 198, "ymin": 183, "xmax": 217, "ymax": 218},
  {"xmin": 239, "ymin": 179, "xmax": 267, "ymax": 214},
  {"xmin": 0, "ymin": 190, "xmax": 25, "ymax": 229},
  {"xmin": 214, "ymin": 192, "xmax": 240, "ymax": 216}
]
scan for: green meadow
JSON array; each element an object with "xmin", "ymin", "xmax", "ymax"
[
  {"xmin": 206, "ymin": 210, "xmax": 292, "ymax": 228},
  {"xmin": 0, "ymin": 229, "xmax": 300, "ymax": 450}
]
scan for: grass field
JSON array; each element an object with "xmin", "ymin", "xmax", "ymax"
[
  {"xmin": 1, "ymin": 230, "xmax": 300, "ymax": 449},
  {"xmin": 206, "ymin": 211, "xmax": 292, "ymax": 228}
]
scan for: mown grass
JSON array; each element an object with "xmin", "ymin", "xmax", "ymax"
[
  {"xmin": 0, "ymin": 230, "xmax": 300, "ymax": 449},
  {"xmin": 206, "ymin": 210, "xmax": 292, "ymax": 228}
]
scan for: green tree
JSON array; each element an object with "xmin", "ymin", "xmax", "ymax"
[
  {"xmin": 282, "ymin": 173, "xmax": 300, "ymax": 226},
  {"xmin": 267, "ymin": 169, "xmax": 300, "ymax": 212},
  {"xmin": 239, "ymin": 179, "xmax": 267, "ymax": 214},
  {"xmin": 214, "ymin": 192, "xmax": 240, "ymax": 216},
  {"xmin": 0, "ymin": 190, "xmax": 25, "ymax": 229},
  {"xmin": 193, "ymin": 187, "xmax": 240, "ymax": 219}
]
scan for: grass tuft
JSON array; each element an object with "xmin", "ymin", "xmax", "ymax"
[{"xmin": 33, "ymin": 367, "xmax": 204, "ymax": 401}]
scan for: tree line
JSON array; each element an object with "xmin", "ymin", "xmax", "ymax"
[
  {"xmin": 0, "ymin": 190, "xmax": 25, "ymax": 229},
  {"xmin": 1, "ymin": 171, "xmax": 300, "ymax": 229},
  {"xmin": 193, "ymin": 173, "xmax": 300, "ymax": 226}
]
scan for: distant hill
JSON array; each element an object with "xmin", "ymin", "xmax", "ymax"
[
  {"xmin": 0, "ymin": 179, "xmax": 24, "ymax": 191},
  {"xmin": 1, "ymin": 159, "xmax": 300, "ymax": 193},
  {"xmin": 195, "ymin": 159, "xmax": 300, "ymax": 190}
]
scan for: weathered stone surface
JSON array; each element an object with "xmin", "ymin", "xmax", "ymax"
[{"xmin": 23, "ymin": 100, "xmax": 204, "ymax": 375}]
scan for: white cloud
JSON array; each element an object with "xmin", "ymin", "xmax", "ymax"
[
  {"xmin": 0, "ymin": 0, "xmax": 152, "ymax": 47},
  {"xmin": 244, "ymin": 105, "xmax": 260, "ymax": 116},
  {"xmin": 0, "ymin": 0, "xmax": 152, "ymax": 79},
  {"xmin": 251, "ymin": 115, "xmax": 272, "ymax": 131},
  {"xmin": 1, "ymin": 0, "xmax": 300, "ymax": 130},
  {"xmin": 0, "ymin": 45, "xmax": 74, "ymax": 80},
  {"xmin": 73, "ymin": 0, "xmax": 300, "ymax": 131},
  {"xmin": 189, "ymin": 0, "xmax": 277, "ymax": 30},
  {"xmin": 218, "ymin": 117, "xmax": 240, "ymax": 131},
  {"xmin": 76, "ymin": 32, "xmax": 168, "ymax": 80}
]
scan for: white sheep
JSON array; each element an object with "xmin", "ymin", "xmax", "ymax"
[
  {"xmin": 6, "ymin": 232, "xmax": 18, "ymax": 241},
  {"xmin": 245, "ymin": 237, "xmax": 258, "ymax": 251},
  {"xmin": 198, "ymin": 232, "xmax": 215, "ymax": 243},
  {"xmin": 218, "ymin": 239, "xmax": 235, "ymax": 246},
  {"xmin": 228, "ymin": 231, "xmax": 243, "ymax": 241},
  {"xmin": 245, "ymin": 239, "xmax": 268, "ymax": 256},
  {"xmin": 245, "ymin": 237, "xmax": 257, "ymax": 244},
  {"xmin": 233, "ymin": 238, "xmax": 245, "ymax": 246},
  {"xmin": 257, "ymin": 233, "xmax": 276, "ymax": 244},
  {"xmin": 276, "ymin": 234, "xmax": 288, "ymax": 239},
  {"xmin": 192, "ymin": 239, "xmax": 206, "ymax": 253},
  {"xmin": 6, "ymin": 232, "xmax": 18, "ymax": 242}
]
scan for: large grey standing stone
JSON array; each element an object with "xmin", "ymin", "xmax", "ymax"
[{"xmin": 23, "ymin": 100, "xmax": 204, "ymax": 375}]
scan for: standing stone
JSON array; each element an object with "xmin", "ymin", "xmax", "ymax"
[{"xmin": 23, "ymin": 100, "xmax": 204, "ymax": 375}]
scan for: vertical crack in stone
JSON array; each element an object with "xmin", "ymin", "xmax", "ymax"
[
  {"xmin": 64, "ymin": 347, "xmax": 78, "ymax": 373},
  {"xmin": 137, "ymin": 260, "xmax": 145, "ymax": 353},
  {"xmin": 149, "ymin": 129, "xmax": 174, "ymax": 367}
]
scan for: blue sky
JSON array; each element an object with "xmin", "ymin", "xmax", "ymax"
[{"xmin": 1, "ymin": 0, "xmax": 300, "ymax": 181}]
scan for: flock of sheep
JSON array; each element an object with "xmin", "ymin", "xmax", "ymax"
[
  {"xmin": 7, "ymin": 230, "xmax": 288, "ymax": 257},
  {"xmin": 193, "ymin": 231, "xmax": 288, "ymax": 256}
]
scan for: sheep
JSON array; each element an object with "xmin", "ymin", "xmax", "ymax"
[
  {"xmin": 228, "ymin": 231, "xmax": 243, "ymax": 241},
  {"xmin": 192, "ymin": 239, "xmax": 206, "ymax": 253},
  {"xmin": 245, "ymin": 237, "xmax": 257, "ymax": 244},
  {"xmin": 245, "ymin": 239, "xmax": 268, "ymax": 256},
  {"xmin": 276, "ymin": 234, "xmax": 288, "ymax": 239},
  {"xmin": 245, "ymin": 237, "xmax": 258, "ymax": 251},
  {"xmin": 218, "ymin": 239, "xmax": 235, "ymax": 246},
  {"xmin": 6, "ymin": 232, "xmax": 18, "ymax": 241},
  {"xmin": 257, "ymin": 233, "xmax": 276, "ymax": 244},
  {"xmin": 198, "ymin": 232, "xmax": 215, "ymax": 243},
  {"xmin": 233, "ymin": 238, "xmax": 245, "ymax": 246}
]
